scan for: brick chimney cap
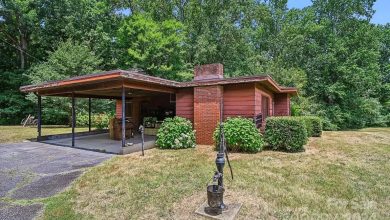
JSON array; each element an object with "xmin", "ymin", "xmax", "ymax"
[{"xmin": 194, "ymin": 63, "xmax": 224, "ymax": 81}]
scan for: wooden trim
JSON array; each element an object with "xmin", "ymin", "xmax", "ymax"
[{"xmin": 123, "ymin": 81, "xmax": 175, "ymax": 94}]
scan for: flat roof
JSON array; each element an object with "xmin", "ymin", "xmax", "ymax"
[{"xmin": 20, "ymin": 69, "xmax": 298, "ymax": 97}]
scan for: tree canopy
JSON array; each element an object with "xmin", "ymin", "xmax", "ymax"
[{"xmin": 0, "ymin": 0, "xmax": 389, "ymax": 129}]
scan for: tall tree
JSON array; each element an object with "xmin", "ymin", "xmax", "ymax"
[
  {"xmin": 117, "ymin": 13, "xmax": 189, "ymax": 80},
  {"xmin": 27, "ymin": 40, "xmax": 107, "ymax": 124},
  {"xmin": 0, "ymin": 0, "xmax": 38, "ymax": 69}
]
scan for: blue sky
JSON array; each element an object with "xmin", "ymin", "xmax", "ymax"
[{"xmin": 287, "ymin": 0, "xmax": 390, "ymax": 25}]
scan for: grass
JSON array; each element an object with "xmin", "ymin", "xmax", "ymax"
[
  {"xmin": 38, "ymin": 127, "xmax": 390, "ymax": 219},
  {"xmin": 1, "ymin": 127, "xmax": 388, "ymax": 219},
  {"xmin": 0, "ymin": 126, "xmax": 94, "ymax": 143}
]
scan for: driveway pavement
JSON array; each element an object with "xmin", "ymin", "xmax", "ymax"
[{"xmin": 0, "ymin": 142, "xmax": 112, "ymax": 220}]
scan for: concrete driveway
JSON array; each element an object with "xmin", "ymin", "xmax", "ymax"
[{"xmin": 0, "ymin": 142, "xmax": 112, "ymax": 220}]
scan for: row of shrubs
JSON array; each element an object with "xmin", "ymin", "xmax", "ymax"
[{"xmin": 155, "ymin": 115, "xmax": 322, "ymax": 153}]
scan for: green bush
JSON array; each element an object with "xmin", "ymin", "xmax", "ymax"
[
  {"xmin": 298, "ymin": 116, "xmax": 323, "ymax": 137},
  {"xmin": 76, "ymin": 112, "xmax": 112, "ymax": 129},
  {"xmin": 94, "ymin": 113, "xmax": 112, "ymax": 129},
  {"xmin": 264, "ymin": 117, "xmax": 308, "ymax": 152},
  {"xmin": 214, "ymin": 117, "xmax": 264, "ymax": 153},
  {"xmin": 156, "ymin": 116, "xmax": 196, "ymax": 149}
]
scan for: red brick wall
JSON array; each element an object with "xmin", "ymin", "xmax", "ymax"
[
  {"xmin": 176, "ymin": 88, "xmax": 194, "ymax": 122},
  {"xmin": 223, "ymin": 83, "xmax": 255, "ymax": 119},
  {"xmin": 194, "ymin": 86, "xmax": 223, "ymax": 145},
  {"xmin": 274, "ymin": 93, "xmax": 290, "ymax": 116},
  {"xmin": 115, "ymin": 100, "xmax": 122, "ymax": 118},
  {"xmin": 194, "ymin": 63, "xmax": 223, "ymax": 81}
]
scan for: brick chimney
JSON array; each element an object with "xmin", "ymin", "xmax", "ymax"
[
  {"xmin": 194, "ymin": 63, "xmax": 223, "ymax": 81},
  {"xmin": 192, "ymin": 63, "xmax": 224, "ymax": 144}
]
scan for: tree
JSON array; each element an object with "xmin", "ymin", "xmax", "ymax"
[
  {"xmin": 26, "ymin": 40, "xmax": 111, "ymax": 125},
  {"xmin": 0, "ymin": 0, "xmax": 38, "ymax": 69},
  {"xmin": 117, "ymin": 13, "xmax": 189, "ymax": 80}
]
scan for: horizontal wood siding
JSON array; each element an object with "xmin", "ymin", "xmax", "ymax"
[
  {"xmin": 223, "ymin": 83, "xmax": 255, "ymax": 119},
  {"xmin": 274, "ymin": 93, "xmax": 290, "ymax": 116},
  {"xmin": 255, "ymin": 84, "xmax": 274, "ymax": 116},
  {"xmin": 176, "ymin": 88, "xmax": 194, "ymax": 122}
]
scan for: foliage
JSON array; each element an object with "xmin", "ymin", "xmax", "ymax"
[
  {"xmin": 213, "ymin": 117, "xmax": 264, "ymax": 153},
  {"xmin": 264, "ymin": 117, "xmax": 308, "ymax": 152},
  {"xmin": 1, "ymin": 0, "xmax": 390, "ymax": 129},
  {"xmin": 117, "ymin": 13, "xmax": 189, "ymax": 80},
  {"xmin": 93, "ymin": 113, "xmax": 112, "ymax": 129},
  {"xmin": 297, "ymin": 116, "xmax": 323, "ymax": 137},
  {"xmin": 156, "ymin": 116, "xmax": 195, "ymax": 149},
  {"xmin": 76, "ymin": 112, "xmax": 113, "ymax": 129},
  {"xmin": 24, "ymin": 40, "xmax": 112, "ymax": 125},
  {"xmin": 0, "ymin": 71, "xmax": 34, "ymax": 124}
]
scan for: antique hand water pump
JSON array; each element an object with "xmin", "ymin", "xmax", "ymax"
[{"xmin": 206, "ymin": 98, "xmax": 233, "ymax": 215}]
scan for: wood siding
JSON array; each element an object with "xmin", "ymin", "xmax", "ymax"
[
  {"xmin": 223, "ymin": 83, "xmax": 255, "ymax": 119},
  {"xmin": 274, "ymin": 93, "xmax": 290, "ymax": 116},
  {"xmin": 175, "ymin": 88, "xmax": 194, "ymax": 122}
]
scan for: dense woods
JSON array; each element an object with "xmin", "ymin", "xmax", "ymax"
[{"xmin": 0, "ymin": 0, "xmax": 389, "ymax": 129}]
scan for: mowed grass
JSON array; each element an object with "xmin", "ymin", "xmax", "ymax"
[
  {"xmin": 42, "ymin": 128, "xmax": 390, "ymax": 219},
  {"xmin": 0, "ymin": 126, "xmax": 93, "ymax": 143}
]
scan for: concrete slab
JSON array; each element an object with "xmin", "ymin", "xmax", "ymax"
[
  {"xmin": 11, "ymin": 171, "xmax": 82, "ymax": 199},
  {"xmin": 43, "ymin": 133, "xmax": 156, "ymax": 154},
  {"xmin": 0, "ymin": 202, "xmax": 43, "ymax": 220},
  {"xmin": 0, "ymin": 171, "xmax": 23, "ymax": 197},
  {"xmin": 195, "ymin": 201, "xmax": 242, "ymax": 220},
  {"xmin": 0, "ymin": 141, "xmax": 113, "ymax": 219}
]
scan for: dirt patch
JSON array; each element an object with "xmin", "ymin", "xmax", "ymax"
[{"xmin": 171, "ymin": 189, "xmax": 276, "ymax": 220}]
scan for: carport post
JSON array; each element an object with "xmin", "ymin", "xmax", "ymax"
[
  {"xmin": 121, "ymin": 86, "xmax": 126, "ymax": 148},
  {"xmin": 72, "ymin": 93, "xmax": 76, "ymax": 147},
  {"xmin": 88, "ymin": 97, "xmax": 91, "ymax": 132},
  {"xmin": 37, "ymin": 94, "xmax": 42, "ymax": 139}
]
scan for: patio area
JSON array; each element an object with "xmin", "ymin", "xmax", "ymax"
[{"xmin": 43, "ymin": 133, "xmax": 156, "ymax": 154}]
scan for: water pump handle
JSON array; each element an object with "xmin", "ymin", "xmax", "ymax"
[{"xmin": 213, "ymin": 171, "xmax": 222, "ymax": 182}]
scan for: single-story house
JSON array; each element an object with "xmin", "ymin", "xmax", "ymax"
[{"xmin": 20, "ymin": 63, "xmax": 297, "ymax": 153}]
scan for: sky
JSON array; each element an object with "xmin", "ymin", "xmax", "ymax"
[{"xmin": 287, "ymin": 0, "xmax": 390, "ymax": 25}]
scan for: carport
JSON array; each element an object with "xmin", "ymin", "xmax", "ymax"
[{"xmin": 20, "ymin": 69, "xmax": 178, "ymax": 154}]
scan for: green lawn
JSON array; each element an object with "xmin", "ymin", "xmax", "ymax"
[
  {"xmin": 1, "ymin": 126, "xmax": 389, "ymax": 219},
  {"xmin": 37, "ymin": 127, "xmax": 390, "ymax": 219},
  {"xmin": 0, "ymin": 126, "xmax": 93, "ymax": 143}
]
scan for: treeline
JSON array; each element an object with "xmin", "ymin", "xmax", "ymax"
[{"xmin": 0, "ymin": 0, "xmax": 389, "ymax": 129}]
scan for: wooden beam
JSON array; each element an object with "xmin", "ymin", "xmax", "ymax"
[
  {"xmin": 123, "ymin": 81, "xmax": 175, "ymax": 94},
  {"xmin": 38, "ymin": 80, "xmax": 123, "ymax": 96}
]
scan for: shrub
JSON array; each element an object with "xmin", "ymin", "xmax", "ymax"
[
  {"xmin": 264, "ymin": 117, "xmax": 307, "ymax": 152},
  {"xmin": 76, "ymin": 112, "xmax": 112, "ymax": 129},
  {"xmin": 298, "ymin": 116, "xmax": 323, "ymax": 137},
  {"xmin": 214, "ymin": 117, "xmax": 264, "ymax": 153},
  {"xmin": 94, "ymin": 113, "xmax": 112, "ymax": 129},
  {"xmin": 156, "ymin": 116, "xmax": 196, "ymax": 149}
]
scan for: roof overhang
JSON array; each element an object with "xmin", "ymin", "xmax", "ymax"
[{"xmin": 20, "ymin": 69, "xmax": 298, "ymax": 98}]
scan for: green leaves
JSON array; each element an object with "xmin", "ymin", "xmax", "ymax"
[
  {"xmin": 213, "ymin": 117, "xmax": 264, "ymax": 153},
  {"xmin": 117, "ymin": 14, "xmax": 188, "ymax": 80},
  {"xmin": 156, "ymin": 117, "xmax": 196, "ymax": 149},
  {"xmin": 264, "ymin": 117, "xmax": 308, "ymax": 152}
]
